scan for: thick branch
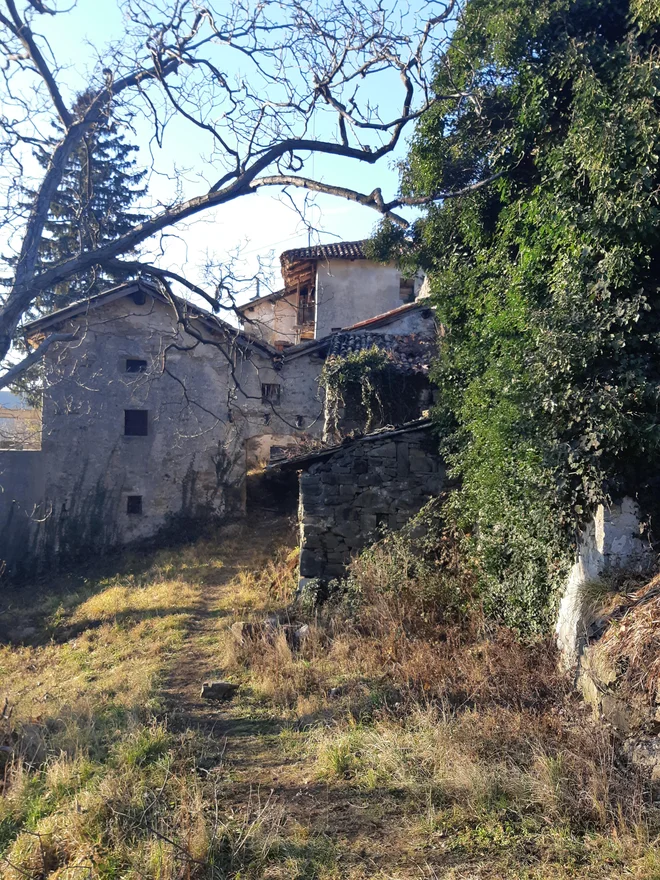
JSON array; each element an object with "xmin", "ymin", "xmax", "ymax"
[{"xmin": 0, "ymin": 331, "xmax": 74, "ymax": 391}]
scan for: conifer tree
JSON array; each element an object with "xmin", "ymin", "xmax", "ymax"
[{"xmin": 27, "ymin": 90, "xmax": 147, "ymax": 316}]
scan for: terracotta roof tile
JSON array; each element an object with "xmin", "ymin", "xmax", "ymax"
[
  {"xmin": 280, "ymin": 240, "xmax": 367, "ymax": 265},
  {"xmin": 326, "ymin": 332, "xmax": 435, "ymax": 375}
]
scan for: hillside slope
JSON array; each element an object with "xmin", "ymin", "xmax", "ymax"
[{"xmin": 1, "ymin": 515, "xmax": 659, "ymax": 878}]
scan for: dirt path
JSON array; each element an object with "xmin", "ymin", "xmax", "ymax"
[{"xmin": 158, "ymin": 513, "xmax": 415, "ymax": 876}]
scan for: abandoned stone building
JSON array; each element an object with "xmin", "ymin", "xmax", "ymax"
[{"xmin": 0, "ymin": 240, "xmax": 439, "ymax": 577}]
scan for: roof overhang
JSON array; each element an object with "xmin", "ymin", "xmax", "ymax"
[{"xmin": 23, "ymin": 279, "xmax": 278, "ymax": 358}]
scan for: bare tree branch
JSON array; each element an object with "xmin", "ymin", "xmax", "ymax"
[
  {"xmin": 0, "ymin": 330, "xmax": 74, "ymax": 389},
  {"xmin": 0, "ymin": 0, "xmax": 486, "ymax": 386}
]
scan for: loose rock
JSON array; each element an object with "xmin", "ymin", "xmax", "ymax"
[{"xmin": 200, "ymin": 680, "xmax": 239, "ymax": 701}]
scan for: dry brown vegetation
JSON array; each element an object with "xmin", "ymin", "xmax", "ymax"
[{"xmin": 1, "ymin": 515, "xmax": 660, "ymax": 878}]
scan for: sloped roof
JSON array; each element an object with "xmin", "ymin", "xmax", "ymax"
[
  {"xmin": 23, "ymin": 280, "xmax": 277, "ymax": 357},
  {"xmin": 237, "ymin": 287, "xmax": 287, "ymax": 314},
  {"xmin": 280, "ymin": 301, "xmax": 432, "ymax": 362},
  {"xmin": 280, "ymin": 240, "xmax": 367, "ymax": 265},
  {"xmin": 268, "ymin": 418, "xmax": 434, "ymax": 470},
  {"xmin": 326, "ymin": 332, "xmax": 435, "ymax": 375}
]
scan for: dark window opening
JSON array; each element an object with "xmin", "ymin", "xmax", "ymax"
[
  {"xmin": 126, "ymin": 495, "xmax": 143, "ymax": 515},
  {"xmin": 126, "ymin": 358, "xmax": 147, "ymax": 373},
  {"xmin": 261, "ymin": 383, "xmax": 281, "ymax": 405},
  {"xmin": 399, "ymin": 277, "xmax": 415, "ymax": 302},
  {"xmin": 263, "ymin": 412, "xmax": 271, "ymax": 425},
  {"xmin": 132, "ymin": 289, "xmax": 147, "ymax": 306},
  {"xmin": 331, "ymin": 327, "xmax": 342, "ymax": 333},
  {"xmin": 295, "ymin": 415, "xmax": 304, "ymax": 428},
  {"xmin": 124, "ymin": 409, "xmax": 148, "ymax": 436},
  {"xmin": 297, "ymin": 286, "xmax": 315, "ymax": 325}
]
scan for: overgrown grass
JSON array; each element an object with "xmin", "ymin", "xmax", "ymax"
[{"xmin": 2, "ymin": 515, "xmax": 660, "ymax": 878}]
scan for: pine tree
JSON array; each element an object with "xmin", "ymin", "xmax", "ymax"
[
  {"xmin": 28, "ymin": 90, "xmax": 148, "ymax": 315},
  {"xmin": 9, "ymin": 92, "xmax": 148, "ymax": 406}
]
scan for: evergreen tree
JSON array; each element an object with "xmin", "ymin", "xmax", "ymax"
[
  {"xmin": 9, "ymin": 92, "xmax": 147, "ymax": 406},
  {"xmin": 27, "ymin": 90, "xmax": 147, "ymax": 315}
]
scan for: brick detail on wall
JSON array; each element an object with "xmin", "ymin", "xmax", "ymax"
[{"xmin": 298, "ymin": 426, "xmax": 445, "ymax": 583}]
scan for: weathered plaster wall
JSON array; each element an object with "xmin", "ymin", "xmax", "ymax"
[
  {"xmin": 555, "ymin": 497, "xmax": 653, "ymax": 668},
  {"xmin": 315, "ymin": 260, "xmax": 404, "ymax": 339},
  {"xmin": 0, "ymin": 451, "xmax": 46, "ymax": 575},
  {"xmin": 232, "ymin": 346, "xmax": 325, "ymax": 463},
  {"xmin": 240, "ymin": 291, "xmax": 299, "ymax": 346},
  {"xmin": 350, "ymin": 306, "xmax": 437, "ymax": 338},
  {"xmin": 34, "ymin": 296, "xmax": 247, "ymax": 559},
  {"xmin": 0, "ymin": 290, "xmax": 331, "ymax": 573},
  {"xmin": 297, "ymin": 425, "xmax": 444, "ymax": 585}
]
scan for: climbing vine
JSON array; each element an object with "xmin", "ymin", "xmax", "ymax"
[
  {"xmin": 320, "ymin": 347, "xmax": 391, "ymax": 438},
  {"xmin": 375, "ymin": 0, "xmax": 660, "ymax": 632}
]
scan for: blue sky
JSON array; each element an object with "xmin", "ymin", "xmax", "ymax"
[{"xmin": 28, "ymin": 0, "xmax": 425, "ymax": 303}]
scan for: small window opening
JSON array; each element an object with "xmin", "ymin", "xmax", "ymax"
[
  {"xmin": 126, "ymin": 495, "xmax": 143, "ymax": 515},
  {"xmin": 297, "ymin": 286, "xmax": 315, "ymax": 325},
  {"xmin": 124, "ymin": 409, "xmax": 148, "ymax": 436},
  {"xmin": 261, "ymin": 383, "xmax": 281, "ymax": 405},
  {"xmin": 263, "ymin": 412, "xmax": 271, "ymax": 425},
  {"xmin": 295, "ymin": 415, "xmax": 304, "ymax": 428},
  {"xmin": 331, "ymin": 327, "xmax": 342, "ymax": 333},
  {"xmin": 376, "ymin": 512, "xmax": 389, "ymax": 530},
  {"xmin": 132, "ymin": 289, "xmax": 147, "ymax": 306},
  {"xmin": 399, "ymin": 276, "xmax": 415, "ymax": 302},
  {"xmin": 126, "ymin": 358, "xmax": 147, "ymax": 373}
]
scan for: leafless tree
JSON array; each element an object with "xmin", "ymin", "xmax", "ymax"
[{"xmin": 0, "ymin": 0, "xmax": 471, "ymax": 388}]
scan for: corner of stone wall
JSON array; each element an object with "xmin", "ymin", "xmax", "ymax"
[{"xmin": 555, "ymin": 496, "xmax": 653, "ymax": 670}]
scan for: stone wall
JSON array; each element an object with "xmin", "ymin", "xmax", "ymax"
[
  {"xmin": 297, "ymin": 423, "xmax": 444, "ymax": 585},
  {"xmin": 0, "ymin": 451, "xmax": 46, "ymax": 576},
  {"xmin": 555, "ymin": 497, "xmax": 653, "ymax": 668}
]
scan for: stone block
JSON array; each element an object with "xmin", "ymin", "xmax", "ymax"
[
  {"xmin": 409, "ymin": 450, "xmax": 434, "ymax": 473},
  {"xmin": 352, "ymin": 458, "xmax": 369, "ymax": 474},
  {"xmin": 325, "ymin": 563, "xmax": 347, "ymax": 578},
  {"xmin": 300, "ymin": 548, "xmax": 324, "ymax": 578},
  {"xmin": 397, "ymin": 442, "xmax": 409, "ymax": 477},
  {"xmin": 361, "ymin": 513, "xmax": 378, "ymax": 533},
  {"xmin": 374, "ymin": 442, "xmax": 397, "ymax": 458}
]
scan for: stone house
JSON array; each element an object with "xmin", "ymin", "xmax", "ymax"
[
  {"xmin": 237, "ymin": 241, "xmax": 421, "ymax": 347},
  {"xmin": 0, "ymin": 240, "xmax": 438, "ymax": 576}
]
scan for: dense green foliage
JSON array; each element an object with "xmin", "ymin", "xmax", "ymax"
[{"xmin": 377, "ymin": 0, "xmax": 660, "ymax": 630}]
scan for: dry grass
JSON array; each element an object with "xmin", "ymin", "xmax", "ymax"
[{"xmin": 2, "ymin": 517, "xmax": 660, "ymax": 878}]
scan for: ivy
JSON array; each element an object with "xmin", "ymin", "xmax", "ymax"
[
  {"xmin": 377, "ymin": 0, "xmax": 660, "ymax": 632},
  {"xmin": 320, "ymin": 347, "xmax": 392, "ymax": 437}
]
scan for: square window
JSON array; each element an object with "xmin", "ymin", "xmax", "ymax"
[
  {"xmin": 126, "ymin": 358, "xmax": 147, "ymax": 373},
  {"xmin": 126, "ymin": 495, "xmax": 143, "ymax": 515},
  {"xmin": 124, "ymin": 410, "xmax": 148, "ymax": 436},
  {"xmin": 261, "ymin": 383, "xmax": 281, "ymax": 405}
]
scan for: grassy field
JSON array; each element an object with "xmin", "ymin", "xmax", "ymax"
[{"xmin": 1, "ymin": 514, "xmax": 659, "ymax": 879}]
